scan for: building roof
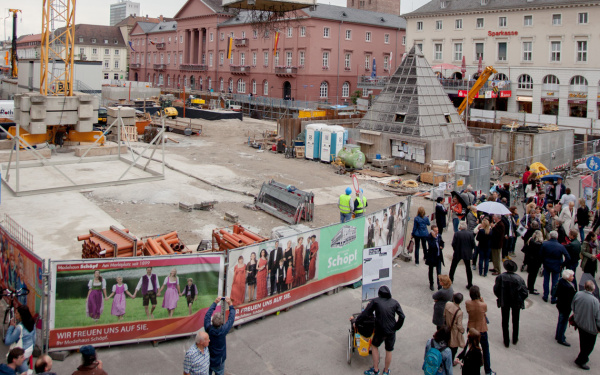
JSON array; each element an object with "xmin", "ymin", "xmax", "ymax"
[
  {"xmin": 146, "ymin": 21, "xmax": 179, "ymax": 34},
  {"xmin": 405, "ymin": 0, "xmax": 600, "ymax": 17},
  {"xmin": 357, "ymin": 46, "xmax": 470, "ymax": 139},
  {"xmin": 114, "ymin": 15, "xmax": 161, "ymax": 27},
  {"xmin": 55, "ymin": 24, "xmax": 126, "ymax": 47},
  {"xmin": 220, "ymin": 4, "xmax": 406, "ymax": 28},
  {"xmin": 16, "ymin": 34, "xmax": 41, "ymax": 44}
]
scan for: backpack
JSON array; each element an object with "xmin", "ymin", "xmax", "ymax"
[{"xmin": 423, "ymin": 341, "xmax": 446, "ymax": 375}]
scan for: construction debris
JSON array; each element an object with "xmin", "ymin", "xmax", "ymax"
[
  {"xmin": 179, "ymin": 202, "xmax": 193, "ymax": 212},
  {"xmin": 212, "ymin": 224, "xmax": 268, "ymax": 252},
  {"xmin": 141, "ymin": 231, "xmax": 191, "ymax": 256},
  {"xmin": 255, "ymin": 180, "xmax": 314, "ymax": 224},
  {"xmin": 224, "ymin": 212, "xmax": 239, "ymax": 223}
]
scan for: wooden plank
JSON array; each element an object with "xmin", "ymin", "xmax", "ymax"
[{"xmin": 357, "ymin": 169, "xmax": 391, "ymax": 178}]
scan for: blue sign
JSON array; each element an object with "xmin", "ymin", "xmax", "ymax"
[{"xmin": 586, "ymin": 155, "xmax": 600, "ymax": 172}]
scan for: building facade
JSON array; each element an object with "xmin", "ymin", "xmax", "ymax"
[
  {"xmin": 16, "ymin": 34, "xmax": 42, "ymax": 60},
  {"xmin": 404, "ymin": 0, "xmax": 600, "ymax": 120},
  {"xmin": 346, "ymin": 0, "xmax": 401, "ymax": 16},
  {"xmin": 110, "ymin": 0, "xmax": 141, "ymax": 26},
  {"xmin": 129, "ymin": 0, "xmax": 406, "ymax": 103}
]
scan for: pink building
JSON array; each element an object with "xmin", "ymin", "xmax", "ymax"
[{"xmin": 129, "ymin": 0, "xmax": 406, "ymax": 102}]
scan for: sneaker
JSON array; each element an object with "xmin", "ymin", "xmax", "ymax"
[
  {"xmin": 382, "ymin": 370, "xmax": 390, "ymax": 375},
  {"xmin": 471, "ymin": 264, "xmax": 476, "ymax": 270},
  {"xmin": 430, "ymin": 284, "xmax": 434, "ymax": 291},
  {"xmin": 364, "ymin": 368, "xmax": 380, "ymax": 375}
]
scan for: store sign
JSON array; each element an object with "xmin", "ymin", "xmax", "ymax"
[
  {"xmin": 499, "ymin": 90, "xmax": 511, "ymax": 98},
  {"xmin": 458, "ymin": 90, "xmax": 478, "ymax": 98},
  {"xmin": 569, "ymin": 92, "xmax": 587, "ymax": 99},
  {"xmin": 545, "ymin": 92, "xmax": 555, "ymax": 96},
  {"xmin": 459, "ymin": 90, "xmax": 510, "ymax": 99},
  {"xmin": 488, "ymin": 30, "xmax": 519, "ymax": 36},
  {"xmin": 542, "ymin": 98, "xmax": 559, "ymax": 102}
]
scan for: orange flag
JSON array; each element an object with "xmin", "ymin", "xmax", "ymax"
[
  {"xmin": 273, "ymin": 31, "xmax": 280, "ymax": 56},
  {"xmin": 227, "ymin": 37, "xmax": 233, "ymax": 60}
]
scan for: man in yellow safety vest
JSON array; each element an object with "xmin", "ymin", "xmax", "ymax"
[
  {"xmin": 339, "ymin": 187, "xmax": 354, "ymax": 223},
  {"xmin": 354, "ymin": 189, "xmax": 368, "ymax": 218}
]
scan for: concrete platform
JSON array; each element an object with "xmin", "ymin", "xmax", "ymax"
[
  {"xmin": 73, "ymin": 142, "xmax": 129, "ymax": 157},
  {"xmin": 0, "ymin": 147, "xmax": 51, "ymax": 162}
]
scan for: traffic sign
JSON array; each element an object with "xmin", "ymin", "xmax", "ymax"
[{"xmin": 586, "ymin": 155, "xmax": 600, "ymax": 172}]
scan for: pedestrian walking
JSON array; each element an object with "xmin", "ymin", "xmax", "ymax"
[
  {"xmin": 580, "ymin": 231, "xmax": 599, "ymax": 277},
  {"xmin": 449, "ymin": 222, "xmax": 475, "ymax": 289},
  {"xmin": 465, "ymin": 286, "xmax": 494, "ymax": 375},
  {"xmin": 450, "ymin": 196, "xmax": 464, "ymax": 233},
  {"xmin": 502, "ymin": 208, "xmax": 518, "ymax": 259},
  {"xmin": 559, "ymin": 188, "xmax": 577, "ymax": 207},
  {"xmin": 425, "ymin": 225, "xmax": 445, "ymax": 291},
  {"xmin": 72, "ymin": 345, "xmax": 108, "ymax": 375},
  {"xmin": 475, "ymin": 219, "xmax": 492, "ymax": 277},
  {"xmin": 435, "ymin": 197, "xmax": 448, "ymax": 237},
  {"xmin": 493, "ymin": 260, "xmax": 529, "ymax": 348},
  {"xmin": 571, "ymin": 281, "xmax": 600, "ymax": 370},
  {"xmin": 204, "ymin": 297, "xmax": 236, "ymax": 375},
  {"xmin": 554, "ymin": 177, "xmax": 566, "ymax": 204},
  {"xmin": 564, "ymin": 229, "xmax": 581, "ymax": 285},
  {"xmin": 541, "ymin": 231, "xmax": 571, "ymax": 303},
  {"xmin": 423, "ymin": 327, "xmax": 453, "ymax": 375},
  {"xmin": 559, "ymin": 201, "xmax": 576, "ymax": 234},
  {"xmin": 432, "ymin": 275, "xmax": 454, "ymax": 329},
  {"xmin": 456, "ymin": 328, "xmax": 483, "ymax": 375},
  {"xmin": 358, "ymin": 286, "xmax": 405, "ymax": 375},
  {"xmin": 555, "ymin": 269, "xmax": 577, "ymax": 347},
  {"xmin": 412, "ymin": 207, "xmax": 430, "ymax": 266},
  {"xmin": 490, "ymin": 215, "xmax": 505, "ymax": 276},
  {"xmin": 183, "ymin": 331, "xmax": 210, "ymax": 375},
  {"xmin": 443, "ymin": 293, "xmax": 465, "ymax": 361},
  {"xmin": 524, "ymin": 230, "xmax": 543, "ymax": 295},
  {"xmin": 576, "ymin": 198, "xmax": 590, "ymax": 241}
]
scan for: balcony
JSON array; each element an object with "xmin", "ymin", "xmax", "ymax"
[
  {"xmin": 156, "ymin": 42, "xmax": 166, "ymax": 50},
  {"xmin": 230, "ymin": 65, "xmax": 251, "ymax": 74},
  {"xmin": 234, "ymin": 38, "xmax": 248, "ymax": 47},
  {"xmin": 275, "ymin": 66, "xmax": 298, "ymax": 77},
  {"xmin": 154, "ymin": 64, "xmax": 167, "ymax": 71},
  {"xmin": 130, "ymin": 63, "xmax": 141, "ymax": 69},
  {"xmin": 180, "ymin": 64, "xmax": 208, "ymax": 72}
]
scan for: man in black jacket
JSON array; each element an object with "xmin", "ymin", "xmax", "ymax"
[
  {"xmin": 435, "ymin": 197, "xmax": 447, "ymax": 236},
  {"xmin": 449, "ymin": 222, "xmax": 476, "ymax": 289},
  {"xmin": 425, "ymin": 225, "xmax": 445, "ymax": 291},
  {"xmin": 268, "ymin": 241, "xmax": 283, "ymax": 296},
  {"xmin": 493, "ymin": 260, "xmax": 528, "ymax": 348},
  {"xmin": 357, "ymin": 285, "xmax": 405, "ymax": 375}
]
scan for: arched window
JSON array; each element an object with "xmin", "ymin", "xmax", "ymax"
[
  {"xmin": 570, "ymin": 75, "xmax": 588, "ymax": 87},
  {"xmin": 184, "ymin": 76, "xmax": 188, "ymax": 87},
  {"xmin": 543, "ymin": 75, "xmax": 559, "ymax": 85},
  {"xmin": 237, "ymin": 79, "xmax": 246, "ymax": 93},
  {"xmin": 517, "ymin": 74, "xmax": 533, "ymax": 89},
  {"xmin": 320, "ymin": 81, "xmax": 328, "ymax": 98},
  {"xmin": 228, "ymin": 78, "xmax": 233, "ymax": 92},
  {"xmin": 219, "ymin": 78, "xmax": 224, "ymax": 91},
  {"xmin": 167, "ymin": 75, "xmax": 171, "ymax": 87},
  {"xmin": 199, "ymin": 77, "xmax": 203, "ymax": 89},
  {"xmin": 252, "ymin": 80, "xmax": 257, "ymax": 95},
  {"xmin": 494, "ymin": 73, "xmax": 509, "ymax": 81},
  {"xmin": 147, "ymin": 73, "xmax": 151, "ymax": 82},
  {"xmin": 158, "ymin": 74, "xmax": 163, "ymax": 85},
  {"xmin": 342, "ymin": 82, "xmax": 350, "ymax": 97},
  {"xmin": 207, "ymin": 77, "xmax": 212, "ymax": 90},
  {"xmin": 263, "ymin": 80, "xmax": 269, "ymax": 96}
]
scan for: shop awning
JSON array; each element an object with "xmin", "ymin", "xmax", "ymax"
[{"xmin": 517, "ymin": 96, "xmax": 533, "ymax": 102}]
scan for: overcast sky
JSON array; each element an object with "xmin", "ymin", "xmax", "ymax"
[{"xmin": 2, "ymin": 0, "xmax": 430, "ymax": 39}]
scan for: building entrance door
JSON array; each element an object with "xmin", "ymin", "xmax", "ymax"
[{"xmin": 283, "ymin": 81, "xmax": 291, "ymax": 100}]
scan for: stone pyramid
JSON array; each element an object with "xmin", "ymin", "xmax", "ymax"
[{"xmin": 357, "ymin": 46, "xmax": 472, "ymax": 140}]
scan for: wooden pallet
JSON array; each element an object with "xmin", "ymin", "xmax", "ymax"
[
  {"xmin": 295, "ymin": 150, "xmax": 305, "ymax": 158},
  {"xmin": 121, "ymin": 126, "xmax": 138, "ymax": 142}
]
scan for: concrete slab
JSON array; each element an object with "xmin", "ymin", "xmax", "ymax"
[
  {"xmin": 0, "ymin": 148, "xmax": 51, "ymax": 162},
  {"xmin": 73, "ymin": 143, "xmax": 128, "ymax": 157}
]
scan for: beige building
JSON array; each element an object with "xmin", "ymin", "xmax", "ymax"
[{"xmin": 404, "ymin": 0, "xmax": 600, "ymax": 128}]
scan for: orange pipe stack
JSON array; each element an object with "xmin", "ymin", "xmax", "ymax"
[
  {"xmin": 142, "ymin": 231, "xmax": 191, "ymax": 256},
  {"xmin": 79, "ymin": 228, "xmax": 143, "ymax": 258},
  {"xmin": 212, "ymin": 224, "xmax": 268, "ymax": 252}
]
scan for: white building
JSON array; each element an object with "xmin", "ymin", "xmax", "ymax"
[
  {"xmin": 404, "ymin": 0, "xmax": 600, "ymax": 134},
  {"xmin": 110, "ymin": 0, "xmax": 141, "ymax": 26}
]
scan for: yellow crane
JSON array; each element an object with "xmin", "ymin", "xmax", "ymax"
[
  {"xmin": 8, "ymin": 9, "xmax": 21, "ymax": 78},
  {"xmin": 457, "ymin": 66, "xmax": 497, "ymax": 115}
]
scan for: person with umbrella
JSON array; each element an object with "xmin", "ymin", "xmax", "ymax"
[
  {"xmin": 490, "ymin": 215, "xmax": 505, "ymax": 276},
  {"xmin": 450, "ymin": 192, "xmax": 467, "ymax": 233}
]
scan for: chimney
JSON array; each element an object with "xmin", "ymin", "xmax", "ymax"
[{"xmin": 159, "ymin": 15, "xmax": 163, "ymax": 22}]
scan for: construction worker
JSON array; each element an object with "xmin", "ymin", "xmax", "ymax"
[
  {"xmin": 339, "ymin": 187, "xmax": 354, "ymax": 223},
  {"xmin": 354, "ymin": 189, "xmax": 368, "ymax": 218}
]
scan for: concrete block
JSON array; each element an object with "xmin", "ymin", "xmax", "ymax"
[
  {"xmin": 30, "ymin": 95, "xmax": 47, "ymax": 104},
  {"xmin": 108, "ymin": 116, "xmax": 136, "ymax": 126},
  {"xmin": 107, "ymin": 107, "xmax": 135, "ymax": 118},
  {"xmin": 18, "ymin": 111, "xmax": 30, "ymax": 127},
  {"xmin": 73, "ymin": 143, "xmax": 127, "ymax": 157},
  {"xmin": 73, "ymin": 92, "xmax": 94, "ymax": 103},
  {"xmin": 224, "ymin": 212, "xmax": 239, "ymax": 223},
  {"xmin": 13, "ymin": 110, "xmax": 19, "ymax": 122},
  {"xmin": 28, "ymin": 122, "xmax": 47, "ymax": 135},
  {"xmin": 0, "ymin": 140, "xmax": 13, "ymax": 150},
  {"xmin": 78, "ymin": 104, "xmax": 94, "ymax": 119},
  {"xmin": 20, "ymin": 96, "xmax": 31, "ymax": 112},
  {"xmin": 75, "ymin": 121, "xmax": 93, "ymax": 133},
  {"xmin": 179, "ymin": 202, "xmax": 193, "ymax": 212},
  {"xmin": 0, "ymin": 148, "xmax": 51, "ymax": 162},
  {"xmin": 13, "ymin": 94, "xmax": 22, "ymax": 109},
  {"xmin": 48, "ymin": 351, "xmax": 70, "ymax": 361},
  {"xmin": 45, "ymin": 111, "xmax": 79, "ymax": 125},
  {"xmin": 30, "ymin": 105, "xmax": 47, "ymax": 121}
]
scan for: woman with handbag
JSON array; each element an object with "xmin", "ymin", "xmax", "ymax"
[
  {"xmin": 580, "ymin": 231, "xmax": 599, "ymax": 277},
  {"xmin": 412, "ymin": 207, "xmax": 430, "ymax": 266},
  {"xmin": 456, "ymin": 328, "xmax": 484, "ymax": 374},
  {"xmin": 4, "ymin": 305, "xmax": 36, "ymax": 373},
  {"xmin": 444, "ymin": 293, "xmax": 465, "ymax": 362}
]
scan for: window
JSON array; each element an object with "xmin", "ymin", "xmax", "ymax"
[
  {"xmin": 364, "ymin": 55, "xmax": 370, "ymax": 70},
  {"xmin": 79, "ymin": 48, "xmax": 84, "ymax": 55},
  {"xmin": 365, "ymin": 32, "xmax": 371, "ymax": 42},
  {"xmin": 286, "ymin": 51, "xmax": 292, "ymax": 66},
  {"xmin": 104, "ymin": 73, "xmax": 108, "ymax": 79},
  {"xmin": 229, "ymin": 79, "xmax": 233, "ymax": 92},
  {"xmin": 497, "ymin": 42, "xmax": 507, "ymax": 61},
  {"xmin": 578, "ymin": 12, "xmax": 588, "ymax": 24},
  {"xmin": 237, "ymin": 79, "xmax": 246, "ymax": 93},
  {"xmin": 104, "ymin": 60, "xmax": 109, "ymax": 68},
  {"xmin": 300, "ymin": 26, "xmax": 306, "ymax": 37},
  {"xmin": 454, "ymin": 43, "xmax": 462, "ymax": 61},
  {"xmin": 394, "ymin": 113, "xmax": 406, "ymax": 122},
  {"xmin": 319, "ymin": 81, "xmax": 328, "ymax": 98},
  {"xmin": 495, "ymin": 73, "xmax": 509, "ymax": 81},
  {"xmin": 436, "ymin": 20, "xmax": 442, "ymax": 30},
  {"xmin": 167, "ymin": 54, "xmax": 171, "ymax": 64},
  {"xmin": 230, "ymin": 52, "xmax": 234, "ymax": 65},
  {"xmin": 476, "ymin": 18, "xmax": 484, "ymax": 28},
  {"xmin": 323, "ymin": 51, "xmax": 330, "ymax": 68},
  {"xmin": 264, "ymin": 51, "xmax": 269, "ymax": 66},
  {"xmin": 383, "ymin": 55, "xmax": 389, "ymax": 70},
  {"xmin": 402, "ymin": 36, "xmax": 406, "ymax": 45},
  {"xmin": 524, "ymin": 15, "xmax": 532, "ymax": 26},
  {"xmin": 342, "ymin": 82, "xmax": 350, "ymax": 97},
  {"xmin": 571, "ymin": 75, "xmax": 588, "ymax": 87},
  {"xmin": 543, "ymin": 75, "xmax": 560, "ymax": 90},
  {"xmin": 455, "ymin": 19, "xmax": 463, "ymax": 29},
  {"xmin": 208, "ymin": 52, "xmax": 212, "ymax": 66},
  {"xmin": 274, "ymin": 51, "xmax": 279, "ymax": 66},
  {"xmin": 552, "ymin": 14, "xmax": 561, "ymax": 26},
  {"xmin": 114, "ymin": 73, "xmax": 119, "ymax": 80},
  {"xmin": 417, "ymin": 21, "xmax": 423, "ymax": 31},
  {"xmin": 252, "ymin": 80, "xmax": 256, "ymax": 95},
  {"xmin": 345, "ymin": 30, "xmax": 351, "ymax": 40},
  {"xmin": 522, "ymin": 41, "xmax": 532, "ymax": 61},
  {"xmin": 263, "ymin": 80, "xmax": 269, "ymax": 96},
  {"xmin": 287, "ymin": 27, "xmax": 293, "ymax": 38},
  {"xmin": 499, "ymin": 17, "xmax": 507, "ymax": 27},
  {"xmin": 180, "ymin": 35, "xmax": 184, "ymax": 43},
  {"xmin": 104, "ymin": 39, "xmax": 108, "ymax": 44},
  {"xmin": 323, "ymin": 27, "xmax": 330, "ymax": 38},
  {"xmin": 362, "ymin": 88, "xmax": 369, "ymax": 97},
  {"xmin": 219, "ymin": 52, "xmax": 224, "ymax": 65},
  {"xmin": 242, "ymin": 31, "xmax": 246, "ymax": 38},
  {"xmin": 220, "ymin": 78, "xmax": 224, "ymax": 91},
  {"xmin": 576, "ymin": 41, "xmax": 587, "ymax": 62},
  {"xmin": 518, "ymin": 74, "xmax": 533, "ymax": 89},
  {"xmin": 475, "ymin": 43, "xmax": 484, "ymax": 60},
  {"xmin": 92, "ymin": 38, "xmax": 97, "ymax": 43},
  {"xmin": 252, "ymin": 52, "xmax": 257, "ymax": 66},
  {"xmin": 384, "ymin": 34, "xmax": 389, "ymax": 44},
  {"xmin": 92, "ymin": 48, "xmax": 97, "ymax": 55},
  {"xmin": 105, "ymin": 49, "xmax": 110, "ymax": 55},
  {"xmin": 434, "ymin": 43, "xmax": 443, "ymax": 60},
  {"xmin": 220, "ymin": 33, "xmax": 224, "ymax": 41},
  {"xmin": 551, "ymin": 41, "xmax": 561, "ymax": 61},
  {"xmin": 240, "ymin": 52, "xmax": 245, "ymax": 65},
  {"xmin": 253, "ymin": 30, "xmax": 258, "ymax": 39},
  {"xmin": 180, "ymin": 53, "xmax": 183, "ymax": 64},
  {"xmin": 78, "ymin": 37, "xmax": 84, "ymax": 43},
  {"xmin": 299, "ymin": 51, "xmax": 305, "ymax": 66},
  {"xmin": 416, "ymin": 43, "xmax": 423, "ymax": 52}
]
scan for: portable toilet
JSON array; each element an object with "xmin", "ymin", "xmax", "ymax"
[
  {"xmin": 320, "ymin": 125, "xmax": 332, "ymax": 162},
  {"xmin": 330, "ymin": 125, "xmax": 346, "ymax": 160},
  {"xmin": 305, "ymin": 123, "xmax": 325, "ymax": 160}
]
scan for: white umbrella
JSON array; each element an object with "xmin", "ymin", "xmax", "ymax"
[{"xmin": 475, "ymin": 201, "xmax": 511, "ymax": 215}]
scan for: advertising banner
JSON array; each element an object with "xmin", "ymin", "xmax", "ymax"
[
  {"xmin": 362, "ymin": 245, "xmax": 393, "ymax": 301},
  {"xmin": 48, "ymin": 254, "xmax": 223, "ymax": 351},
  {"xmin": 363, "ymin": 201, "xmax": 408, "ymax": 258},
  {"xmin": 0, "ymin": 224, "xmax": 44, "ymax": 317}
]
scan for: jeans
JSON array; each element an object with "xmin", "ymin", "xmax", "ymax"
[
  {"xmin": 503, "ymin": 236, "xmax": 516, "ymax": 258},
  {"xmin": 453, "ymin": 217, "xmax": 459, "ymax": 232},
  {"xmin": 543, "ymin": 268, "xmax": 559, "ymax": 302},
  {"xmin": 449, "ymin": 257, "xmax": 473, "ymax": 287},
  {"xmin": 478, "ymin": 246, "xmax": 491, "ymax": 276},
  {"xmin": 340, "ymin": 212, "xmax": 352, "ymax": 223},
  {"xmin": 576, "ymin": 329, "xmax": 598, "ymax": 366},
  {"xmin": 210, "ymin": 363, "xmax": 225, "ymax": 375},
  {"xmin": 579, "ymin": 226, "xmax": 585, "ymax": 242},
  {"xmin": 555, "ymin": 312, "xmax": 569, "ymax": 343},
  {"xmin": 472, "ymin": 245, "xmax": 479, "ymax": 267},
  {"xmin": 414, "ymin": 236, "xmax": 428, "ymax": 265},
  {"xmin": 355, "ymin": 212, "xmax": 364, "ymax": 218},
  {"xmin": 501, "ymin": 305, "xmax": 520, "ymax": 346},
  {"xmin": 428, "ymin": 260, "xmax": 442, "ymax": 288},
  {"xmin": 481, "ymin": 331, "xmax": 492, "ymax": 374}
]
